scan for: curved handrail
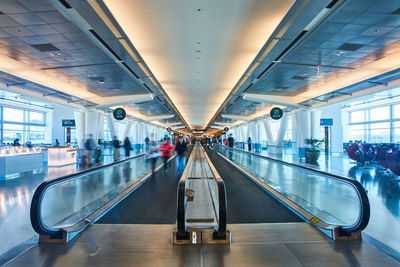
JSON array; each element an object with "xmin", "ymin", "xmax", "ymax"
[
  {"xmin": 212, "ymin": 145, "xmax": 370, "ymax": 237},
  {"xmin": 202, "ymin": 144, "xmax": 227, "ymax": 239},
  {"xmin": 176, "ymin": 142, "xmax": 228, "ymax": 240},
  {"xmin": 30, "ymin": 153, "xmax": 145, "ymax": 238}
]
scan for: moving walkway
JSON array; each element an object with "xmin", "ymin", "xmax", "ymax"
[
  {"xmin": 207, "ymin": 145, "xmax": 370, "ymax": 240},
  {"xmin": 10, "ymin": 142, "xmax": 395, "ymax": 266}
]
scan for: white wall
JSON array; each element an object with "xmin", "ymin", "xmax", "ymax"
[
  {"xmin": 52, "ymin": 104, "xmax": 80, "ymax": 146},
  {"xmin": 318, "ymin": 102, "xmax": 343, "ymax": 154}
]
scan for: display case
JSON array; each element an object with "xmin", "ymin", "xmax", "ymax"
[
  {"xmin": 47, "ymin": 147, "xmax": 78, "ymax": 167},
  {"xmin": 0, "ymin": 146, "xmax": 44, "ymax": 179}
]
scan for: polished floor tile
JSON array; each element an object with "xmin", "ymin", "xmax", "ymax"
[{"xmin": 7, "ymin": 223, "xmax": 399, "ymax": 267}]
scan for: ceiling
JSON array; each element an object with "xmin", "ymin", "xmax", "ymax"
[
  {"xmin": 102, "ymin": 0, "xmax": 296, "ymax": 128},
  {"xmin": 0, "ymin": 0, "xmax": 185, "ymax": 126},
  {"xmin": 211, "ymin": 0, "xmax": 400, "ymax": 127},
  {"xmin": 0, "ymin": 0, "xmax": 399, "ymax": 132}
]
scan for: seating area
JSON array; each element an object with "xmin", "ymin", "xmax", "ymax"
[{"xmin": 346, "ymin": 143, "xmax": 400, "ymax": 176}]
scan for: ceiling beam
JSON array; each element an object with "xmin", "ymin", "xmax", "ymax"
[
  {"xmin": 243, "ymin": 93, "xmax": 306, "ymax": 108},
  {"xmin": 93, "ymin": 93, "xmax": 153, "ymax": 108},
  {"xmin": 213, "ymin": 121, "xmax": 236, "ymax": 126},
  {"xmin": 143, "ymin": 114, "xmax": 174, "ymax": 121},
  {"xmin": 164, "ymin": 121, "xmax": 182, "ymax": 126},
  {"xmin": 221, "ymin": 114, "xmax": 252, "ymax": 121}
]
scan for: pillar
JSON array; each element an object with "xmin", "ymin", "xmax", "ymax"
[
  {"xmin": 123, "ymin": 119, "xmax": 132, "ymax": 140},
  {"xmin": 275, "ymin": 114, "xmax": 289, "ymax": 147},
  {"xmin": 105, "ymin": 113, "xmax": 117, "ymax": 139},
  {"xmin": 74, "ymin": 111, "xmax": 84, "ymax": 148},
  {"xmin": 263, "ymin": 119, "xmax": 274, "ymax": 146}
]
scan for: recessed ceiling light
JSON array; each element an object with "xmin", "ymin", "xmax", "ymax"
[
  {"xmin": 197, "ymin": 9, "xmax": 201, "ymax": 11},
  {"xmin": 98, "ymin": 79, "xmax": 105, "ymax": 84},
  {"xmin": 51, "ymin": 52, "xmax": 62, "ymax": 56}
]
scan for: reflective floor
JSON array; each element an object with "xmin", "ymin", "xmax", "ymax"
[
  {"xmin": 242, "ymin": 147, "xmax": 400, "ymax": 256},
  {"xmin": 0, "ymin": 151, "xmax": 142, "ymax": 258},
  {"xmin": 7, "ymin": 223, "xmax": 399, "ymax": 266}
]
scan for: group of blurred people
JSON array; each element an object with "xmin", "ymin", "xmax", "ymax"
[
  {"xmin": 81, "ymin": 133, "xmax": 189, "ymax": 177},
  {"xmin": 145, "ymin": 135, "xmax": 188, "ymax": 177}
]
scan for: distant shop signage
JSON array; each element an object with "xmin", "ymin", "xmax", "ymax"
[
  {"xmin": 320, "ymin": 118, "xmax": 333, "ymax": 126},
  {"xmin": 62, "ymin": 119, "xmax": 75, "ymax": 127},
  {"xmin": 224, "ymin": 127, "xmax": 229, "ymax": 132},
  {"xmin": 167, "ymin": 127, "xmax": 172, "ymax": 132},
  {"xmin": 270, "ymin": 107, "xmax": 283, "ymax": 120},
  {"xmin": 113, "ymin": 108, "xmax": 126, "ymax": 120}
]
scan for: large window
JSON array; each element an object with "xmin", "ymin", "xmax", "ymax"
[
  {"xmin": 0, "ymin": 106, "xmax": 46, "ymax": 144},
  {"xmin": 395, "ymin": 121, "xmax": 400, "ymax": 143},
  {"xmin": 348, "ymin": 103, "xmax": 400, "ymax": 143}
]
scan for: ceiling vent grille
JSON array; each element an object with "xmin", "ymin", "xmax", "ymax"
[
  {"xmin": 292, "ymin": 75, "xmax": 308, "ymax": 80},
  {"xmin": 31, "ymin": 43, "xmax": 60, "ymax": 52},
  {"xmin": 58, "ymin": 0, "xmax": 72, "ymax": 9},
  {"xmin": 0, "ymin": 11, "xmax": 4, "ymax": 15},
  {"xmin": 337, "ymin": 43, "xmax": 363, "ymax": 51},
  {"xmin": 143, "ymin": 83, "xmax": 153, "ymax": 93},
  {"xmin": 326, "ymin": 0, "xmax": 340, "ymax": 9}
]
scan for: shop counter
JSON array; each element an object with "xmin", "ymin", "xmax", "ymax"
[
  {"xmin": 47, "ymin": 147, "xmax": 78, "ymax": 167},
  {"xmin": 0, "ymin": 152, "xmax": 44, "ymax": 179}
]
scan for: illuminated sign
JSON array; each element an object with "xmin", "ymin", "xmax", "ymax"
[
  {"xmin": 270, "ymin": 107, "xmax": 283, "ymax": 120},
  {"xmin": 62, "ymin": 119, "xmax": 75, "ymax": 127},
  {"xmin": 113, "ymin": 108, "xmax": 126, "ymax": 120}
]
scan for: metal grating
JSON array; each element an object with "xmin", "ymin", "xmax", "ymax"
[{"xmin": 31, "ymin": 43, "xmax": 60, "ymax": 52}]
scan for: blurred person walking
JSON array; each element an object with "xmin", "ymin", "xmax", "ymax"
[
  {"xmin": 175, "ymin": 136, "xmax": 187, "ymax": 177},
  {"xmin": 112, "ymin": 136, "xmax": 121, "ymax": 161},
  {"xmin": 160, "ymin": 137, "xmax": 175, "ymax": 173},
  {"xmin": 248, "ymin": 137, "xmax": 252, "ymax": 151},
  {"xmin": 84, "ymin": 134, "xmax": 96, "ymax": 166},
  {"xmin": 145, "ymin": 138, "xmax": 160, "ymax": 177},
  {"xmin": 124, "ymin": 137, "xmax": 132, "ymax": 158},
  {"xmin": 228, "ymin": 134, "xmax": 234, "ymax": 148}
]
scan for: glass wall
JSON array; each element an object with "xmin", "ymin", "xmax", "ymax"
[
  {"xmin": 347, "ymin": 103, "xmax": 400, "ymax": 143},
  {"xmin": 0, "ymin": 106, "xmax": 46, "ymax": 144}
]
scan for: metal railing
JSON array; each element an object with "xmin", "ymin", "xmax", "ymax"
[
  {"xmin": 30, "ymin": 153, "xmax": 158, "ymax": 242},
  {"xmin": 176, "ymin": 142, "xmax": 227, "ymax": 240},
  {"xmin": 211, "ymin": 145, "xmax": 370, "ymax": 239}
]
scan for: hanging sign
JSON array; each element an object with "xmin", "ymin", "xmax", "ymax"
[
  {"xmin": 113, "ymin": 108, "xmax": 126, "ymax": 120},
  {"xmin": 167, "ymin": 127, "xmax": 172, "ymax": 132},
  {"xmin": 270, "ymin": 107, "xmax": 283, "ymax": 120},
  {"xmin": 62, "ymin": 119, "xmax": 75, "ymax": 127},
  {"xmin": 320, "ymin": 118, "xmax": 333, "ymax": 126},
  {"xmin": 224, "ymin": 127, "xmax": 229, "ymax": 132}
]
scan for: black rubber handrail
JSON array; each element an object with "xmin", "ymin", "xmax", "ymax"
[
  {"xmin": 214, "ymin": 145, "xmax": 370, "ymax": 236},
  {"xmin": 30, "ymin": 153, "xmax": 144, "ymax": 238},
  {"xmin": 176, "ymin": 143, "xmax": 228, "ymax": 240}
]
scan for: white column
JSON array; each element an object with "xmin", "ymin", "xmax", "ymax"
[
  {"xmin": 105, "ymin": 113, "xmax": 117, "ymax": 138},
  {"xmin": 263, "ymin": 119, "xmax": 274, "ymax": 145},
  {"xmin": 311, "ymin": 110, "xmax": 322, "ymax": 139},
  {"xmin": 74, "ymin": 111, "xmax": 84, "ymax": 148},
  {"xmin": 98, "ymin": 113, "xmax": 104, "ymax": 140},
  {"xmin": 123, "ymin": 119, "xmax": 132, "ymax": 139},
  {"xmin": 275, "ymin": 114, "xmax": 289, "ymax": 147},
  {"xmin": 240, "ymin": 127, "xmax": 246, "ymax": 143},
  {"xmin": 85, "ymin": 109, "xmax": 102, "ymax": 143},
  {"xmin": 294, "ymin": 110, "xmax": 311, "ymax": 148}
]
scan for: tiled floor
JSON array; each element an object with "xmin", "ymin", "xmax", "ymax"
[{"xmin": 6, "ymin": 223, "xmax": 399, "ymax": 267}]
